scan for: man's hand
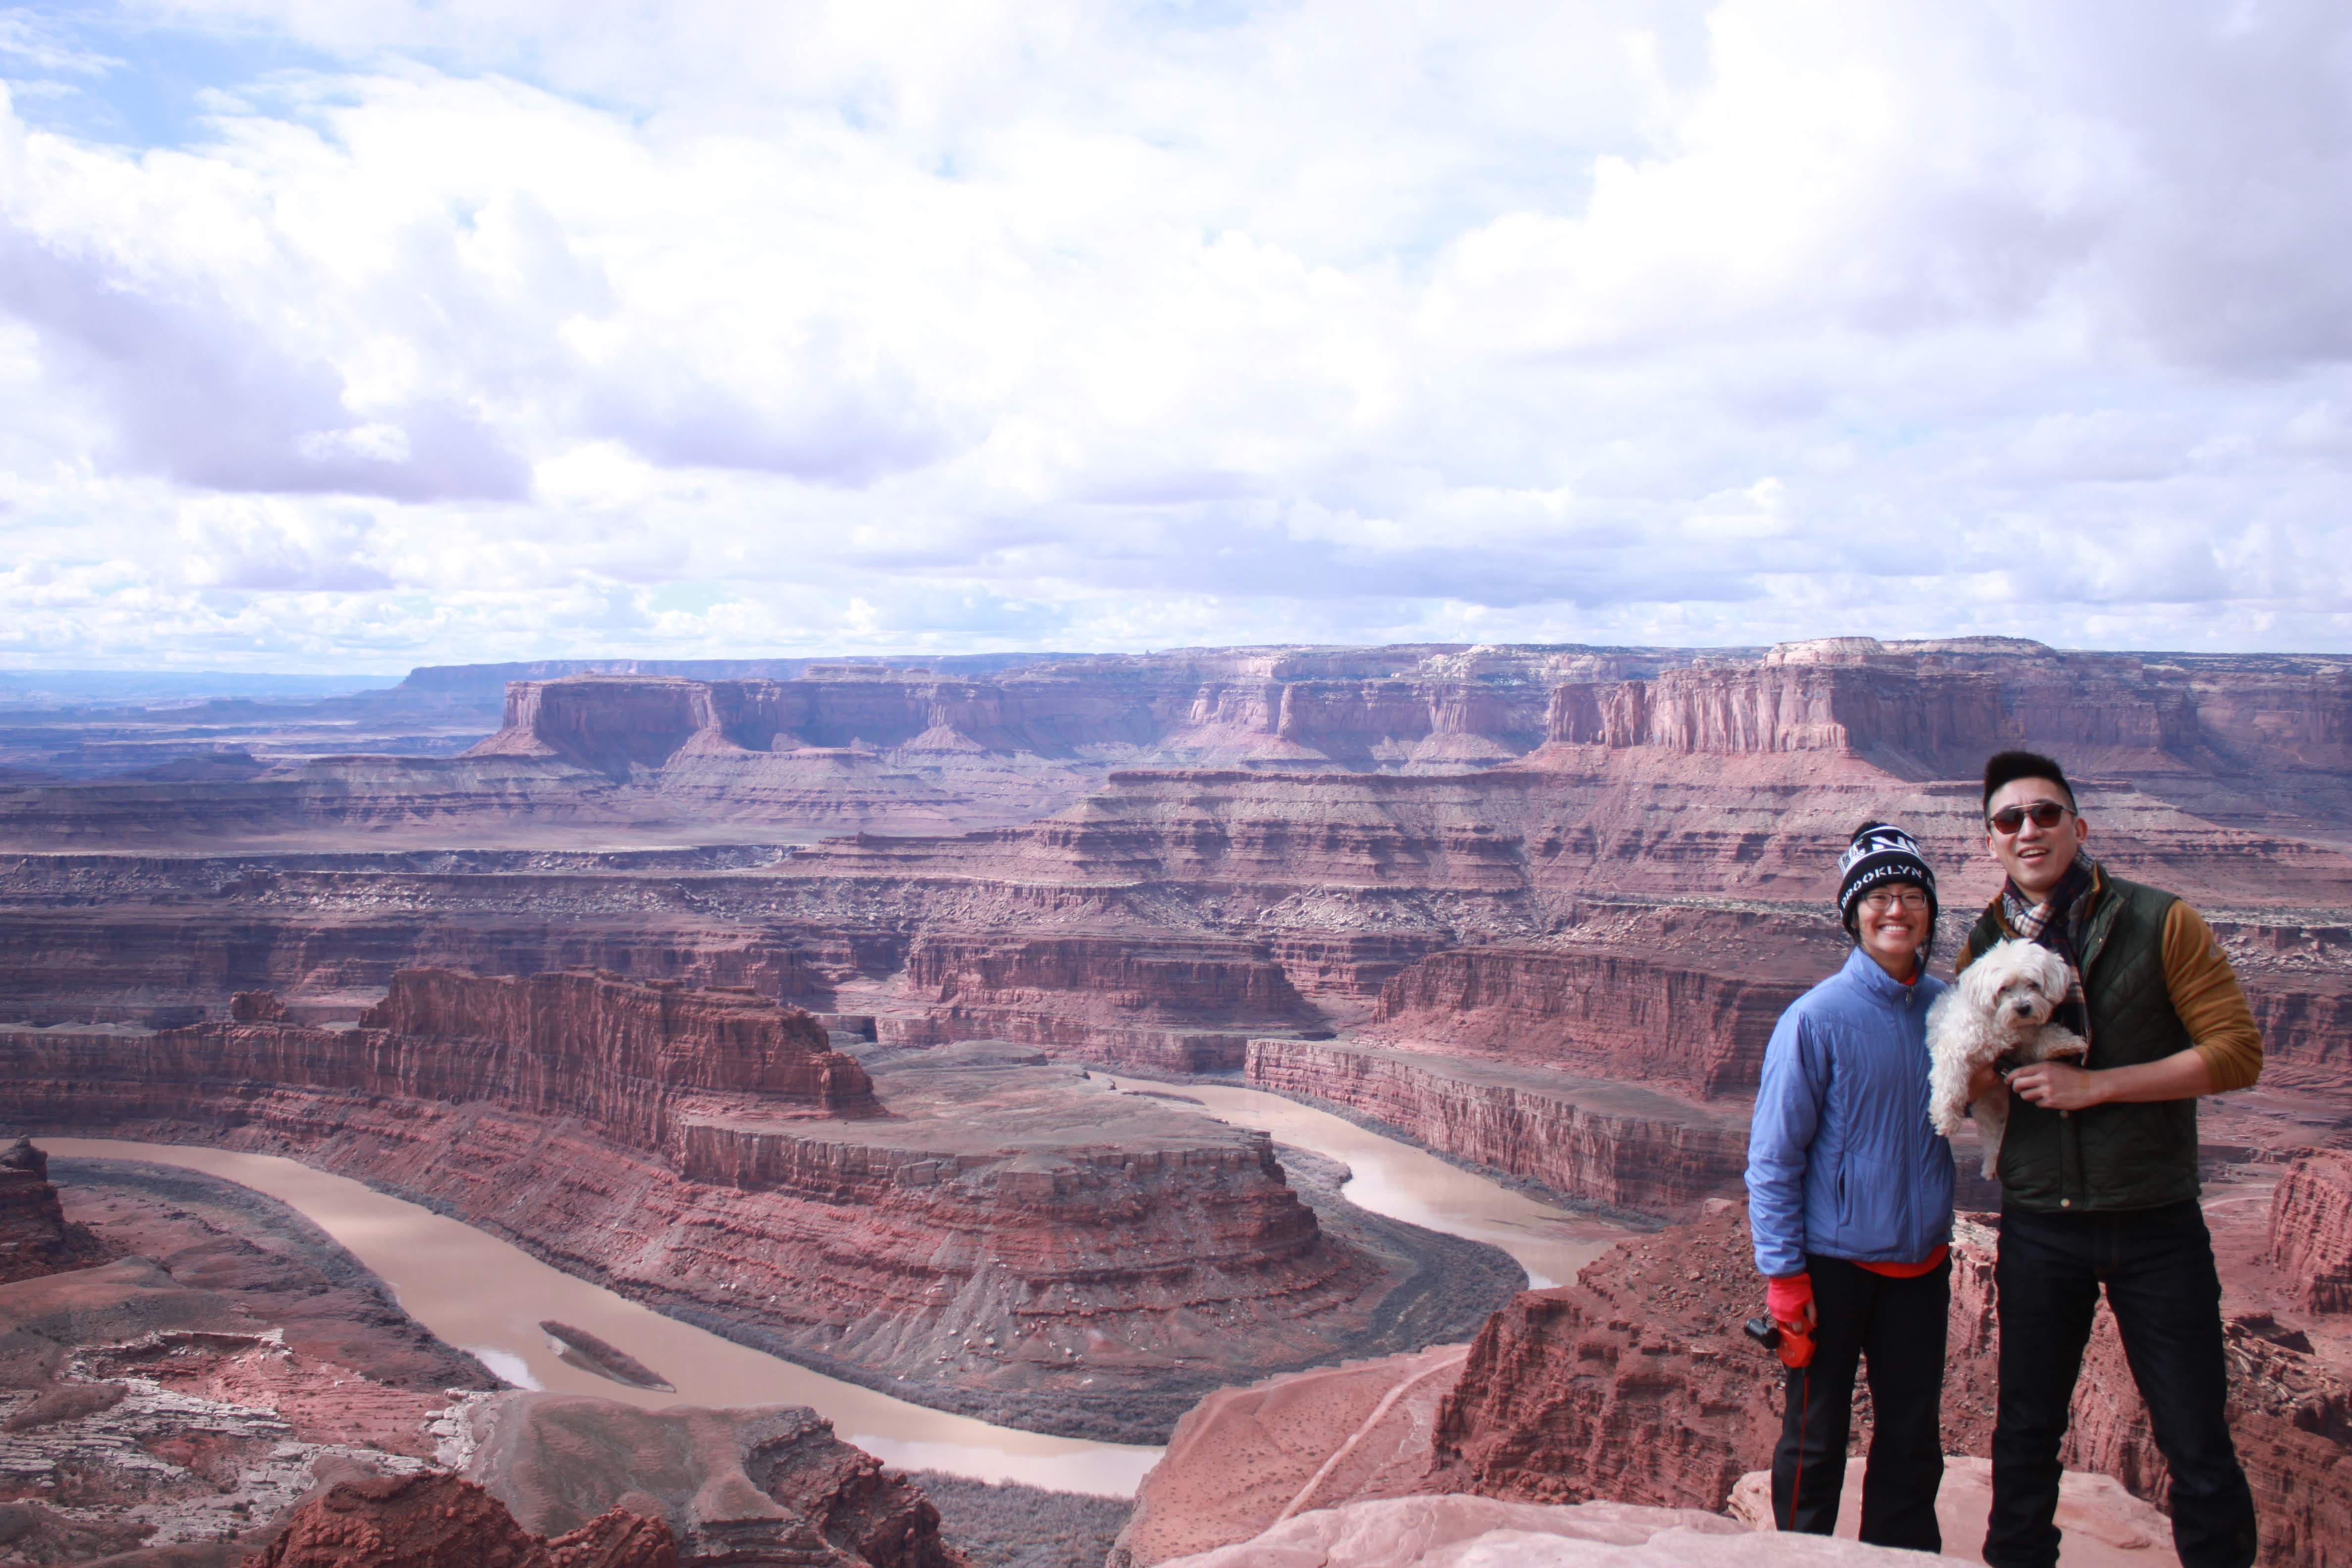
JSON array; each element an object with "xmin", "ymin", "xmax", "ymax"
[
  {"xmin": 1965, "ymin": 1061, "xmax": 2004, "ymax": 1101},
  {"xmin": 2007, "ymin": 1060, "xmax": 2105, "ymax": 1111},
  {"xmin": 2009, "ymin": 1048, "xmax": 2219, "ymax": 1111}
]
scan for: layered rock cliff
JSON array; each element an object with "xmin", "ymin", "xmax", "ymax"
[
  {"xmin": 0, "ymin": 862, "xmax": 851, "ymax": 1027},
  {"xmin": 1547, "ymin": 662, "xmax": 2010, "ymax": 774},
  {"xmin": 353, "ymin": 968, "xmax": 881, "ymax": 1121},
  {"xmin": 1243, "ymin": 1040, "xmax": 1748, "ymax": 1215},
  {"xmin": 1540, "ymin": 637, "xmax": 2352, "ymax": 790},
  {"xmin": 1430, "ymin": 1203, "xmax": 1779, "ymax": 1510},
  {"xmin": 2272, "ymin": 1153, "xmax": 2352, "ymax": 1312},
  {"xmin": 1361, "ymin": 947, "xmax": 1808, "ymax": 1097},
  {"xmin": 467, "ymin": 656, "xmax": 1583, "ymax": 783},
  {"xmin": 456, "ymin": 641, "xmax": 2352, "ymax": 803},
  {"xmin": 892, "ymin": 934, "xmax": 1325, "ymax": 1070},
  {"xmin": 11, "ymin": 640, "xmax": 2352, "ymax": 856},
  {"xmin": 8, "ymin": 970, "xmax": 880, "ymax": 1164}
]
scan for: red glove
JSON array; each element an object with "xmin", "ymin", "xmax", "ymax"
[
  {"xmin": 1765, "ymin": 1274, "xmax": 1816, "ymax": 1368},
  {"xmin": 1765, "ymin": 1272, "xmax": 1813, "ymax": 1327}
]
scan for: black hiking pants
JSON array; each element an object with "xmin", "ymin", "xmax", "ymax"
[
  {"xmin": 1984, "ymin": 1200, "xmax": 2257, "ymax": 1568},
  {"xmin": 1773, "ymin": 1252, "xmax": 1951, "ymax": 1552}
]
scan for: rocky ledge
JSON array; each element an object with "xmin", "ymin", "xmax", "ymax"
[
  {"xmin": 247, "ymin": 1471, "xmax": 678, "ymax": 1568},
  {"xmin": 462, "ymin": 1394, "xmax": 966, "ymax": 1568},
  {"xmin": 1434, "ymin": 1204, "xmax": 2352, "ymax": 1568}
]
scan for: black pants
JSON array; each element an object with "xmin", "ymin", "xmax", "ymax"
[
  {"xmin": 1772, "ymin": 1253, "xmax": 1950, "ymax": 1551},
  {"xmin": 1985, "ymin": 1201, "xmax": 2257, "ymax": 1568}
]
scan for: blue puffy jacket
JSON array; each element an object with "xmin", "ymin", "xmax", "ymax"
[{"xmin": 1747, "ymin": 946, "xmax": 1955, "ymax": 1278}]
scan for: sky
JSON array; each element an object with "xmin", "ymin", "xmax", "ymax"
[{"xmin": 1, "ymin": 0, "xmax": 2351, "ymax": 671}]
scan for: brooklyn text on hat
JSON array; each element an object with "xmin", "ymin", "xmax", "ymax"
[{"xmin": 1837, "ymin": 822, "xmax": 1940, "ymax": 935}]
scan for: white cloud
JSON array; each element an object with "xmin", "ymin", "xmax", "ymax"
[{"xmin": 0, "ymin": 0, "xmax": 2349, "ymax": 667}]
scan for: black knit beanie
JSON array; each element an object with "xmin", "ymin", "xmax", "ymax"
[{"xmin": 1837, "ymin": 822, "xmax": 1938, "ymax": 939}]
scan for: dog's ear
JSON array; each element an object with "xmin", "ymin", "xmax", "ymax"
[
  {"xmin": 2033, "ymin": 947, "xmax": 2069, "ymax": 1000},
  {"xmin": 1957, "ymin": 956, "xmax": 1997, "ymax": 1007}
]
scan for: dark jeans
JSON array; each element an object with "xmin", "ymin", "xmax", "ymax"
[
  {"xmin": 1772, "ymin": 1253, "xmax": 1950, "ymax": 1551},
  {"xmin": 1986, "ymin": 1201, "xmax": 2258, "ymax": 1568}
]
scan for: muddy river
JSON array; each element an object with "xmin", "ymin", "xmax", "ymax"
[
  {"xmin": 44, "ymin": 1081, "xmax": 1621, "ymax": 1498},
  {"xmin": 1152, "ymin": 1082, "xmax": 1624, "ymax": 1289}
]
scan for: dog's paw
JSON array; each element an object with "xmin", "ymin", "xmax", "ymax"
[
  {"xmin": 2037, "ymin": 1029, "xmax": 2089, "ymax": 1062},
  {"xmin": 1972, "ymin": 1095, "xmax": 2010, "ymax": 1179}
]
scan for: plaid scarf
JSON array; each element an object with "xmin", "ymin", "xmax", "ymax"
[{"xmin": 2000, "ymin": 855, "xmax": 2097, "ymax": 1042}]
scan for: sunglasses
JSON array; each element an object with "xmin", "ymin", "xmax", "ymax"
[{"xmin": 1987, "ymin": 801, "xmax": 2073, "ymax": 835}]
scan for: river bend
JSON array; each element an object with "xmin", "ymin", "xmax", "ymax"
[{"xmin": 42, "ymin": 1080, "xmax": 1620, "ymax": 1498}]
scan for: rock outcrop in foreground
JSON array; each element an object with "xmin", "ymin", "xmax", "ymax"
[
  {"xmin": 1433, "ymin": 1205, "xmax": 2352, "ymax": 1568},
  {"xmin": 1729, "ymin": 1456, "xmax": 2179, "ymax": 1568},
  {"xmin": 245, "ymin": 1471, "xmax": 676, "ymax": 1568},
  {"xmin": 1111, "ymin": 1345, "xmax": 1469, "ymax": 1568},
  {"xmin": 464, "ymin": 1394, "xmax": 966, "ymax": 1568},
  {"xmin": 1151, "ymin": 1494, "xmax": 1912, "ymax": 1568},
  {"xmin": 0, "ymin": 1153, "xmax": 497, "ymax": 1562},
  {"xmin": 1432, "ymin": 1204, "xmax": 1779, "ymax": 1511},
  {"xmin": 1121, "ymin": 1198, "xmax": 2343, "ymax": 1567}
]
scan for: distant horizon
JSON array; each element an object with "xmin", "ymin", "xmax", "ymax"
[{"xmin": 7, "ymin": 631, "xmax": 2352, "ymax": 691}]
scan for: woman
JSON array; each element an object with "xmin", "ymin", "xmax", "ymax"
[{"xmin": 1745, "ymin": 821, "xmax": 1956, "ymax": 1551}]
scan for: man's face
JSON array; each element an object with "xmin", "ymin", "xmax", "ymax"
[{"xmin": 1985, "ymin": 776, "xmax": 2088, "ymax": 898}]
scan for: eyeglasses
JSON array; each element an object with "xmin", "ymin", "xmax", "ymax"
[
  {"xmin": 1858, "ymin": 888, "xmax": 1931, "ymax": 913},
  {"xmin": 1987, "ymin": 801, "xmax": 2073, "ymax": 835}
]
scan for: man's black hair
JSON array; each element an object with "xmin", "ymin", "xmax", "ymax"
[{"xmin": 1982, "ymin": 749, "xmax": 2075, "ymax": 812}]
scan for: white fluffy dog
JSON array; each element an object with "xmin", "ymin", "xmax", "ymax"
[{"xmin": 1927, "ymin": 939, "xmax": 2089, "ymax": 1177}]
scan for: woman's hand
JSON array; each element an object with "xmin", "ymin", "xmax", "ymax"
[
  {"xmin": 1965, "ymin": 1061, "xmax": 2004, "ymax": 1101},
  {"xmin": 1765, "ymin": 1273, "xmax": 1816, "ymax": 1332},
  {"xmin": 2006, "ymin": 1061, "xmax": 2105, "ymax": 1111}
]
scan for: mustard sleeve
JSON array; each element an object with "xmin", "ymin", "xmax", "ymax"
[{"xmin": 2162, "ymin": 901, "xmax": 2263, "ymax": 1092}]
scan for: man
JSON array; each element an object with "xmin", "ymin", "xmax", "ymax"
[{"xmin": 1962, "ymin": 750, "xmax": 2262, "ymax": 1568}]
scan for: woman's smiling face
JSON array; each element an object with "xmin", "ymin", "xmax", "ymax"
[{"xmin": 1856, "ymin": 882, "xmax": 1931, "ymax": 979}]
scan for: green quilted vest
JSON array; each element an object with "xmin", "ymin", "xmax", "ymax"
[{"xmin": 1961, "ymin": 874, "xmax": 2199, "ymax": 1212}]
